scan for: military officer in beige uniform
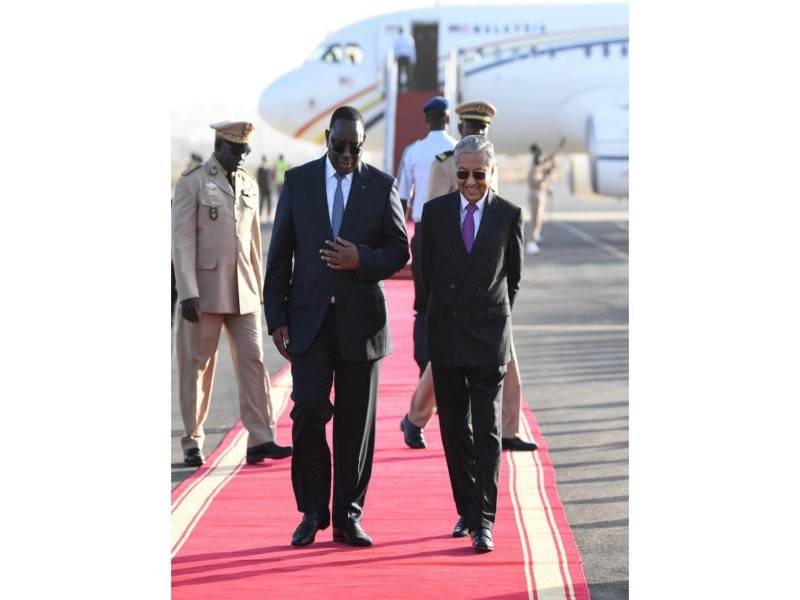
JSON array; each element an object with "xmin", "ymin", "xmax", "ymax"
[
  {"xmin": 400, "ymin": 102, "xmax": 538, "ymax": 453},
  {"xmin": 172, "ymin": 121, "xmax": 292, "ymax": 467}
]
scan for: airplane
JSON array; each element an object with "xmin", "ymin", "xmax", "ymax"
[{"xmin": 258, "ymin": 4, "xmax": 628, "ymax": 197}]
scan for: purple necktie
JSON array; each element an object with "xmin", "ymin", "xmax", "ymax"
[{"xmin": 461, "ymin": 203, "xmax": 477, "ymax": 253}]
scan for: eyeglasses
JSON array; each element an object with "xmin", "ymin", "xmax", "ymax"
[
  {"xmin": 330, "ymin": 139, "xmax": 363, "ymax": 154},
  {"xmin": 456, "ymin": 169, "xmax": 487, "ymax": 181}
]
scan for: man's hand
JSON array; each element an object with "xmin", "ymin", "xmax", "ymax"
[
  {"xmin": 320, "ymin": 237, "xmax": 360, "ymax": 270},
  {"xmin": 180, "ymin": 297, "xmax": 201, "ymax": 323},
  {"xmin": 272, "ymin": 326, "xmax": 291, "ymax": 360}
]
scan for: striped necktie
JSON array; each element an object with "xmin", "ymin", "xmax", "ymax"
[{"xmin": 331, "ymin": 173, "xmax": 345, "ymax": 238}]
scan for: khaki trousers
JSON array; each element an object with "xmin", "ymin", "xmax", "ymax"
[
  {"xmin": 527, "ymin": 191, "xmax": 546, "ymax": 242},
  {"xmin": 408, "ymin": 344, "xmax": 522, "ymax": 437},
  {"xmin": 176, "ymin": 309, "xmax": 275, "ymax": 451}
]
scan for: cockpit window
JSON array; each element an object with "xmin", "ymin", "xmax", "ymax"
[
  {"xmin": 306, "ymin": 43, "xmax": 344, "ymax": 64},
  {"xmin": 344, "ymin": 44, "xmax": 363, "ymax": 65}
]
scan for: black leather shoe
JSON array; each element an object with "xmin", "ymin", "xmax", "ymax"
[
  {"xmin": 452, "ymin": 516, "xmax": 469, "ymax": 538},
  {"xmin": 470, "ymin": 528, "xmax": 494, "ymax": 552},
  {"xmin": 400, "ymin": 414, "xmax": 427, "ymax": 449},
  {"xmin": 333, "ymin": 521, "xmax": 373, "ymax": 547},
  {"xmin": 502, "ymin": 436, "xmax": 538, "ymax": 451},
  {"xmin": 246, "ymin": 441, "xmax": 293, "ymax": 464},
  {"xmin": 183, "ymin": 447, "xmax": 205, "ymax": 466},
  {"xmin": 291, "ymin": 513, "xmax": 329, "ymax": 547}
]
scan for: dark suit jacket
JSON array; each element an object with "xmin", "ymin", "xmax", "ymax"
[
  {"xmin": 421, "ymin": 190, "xmax": 523, "ymax": 367},
  {"xmin": 264, "ymin": 156, "xmax": 409, "ymax": 361}
]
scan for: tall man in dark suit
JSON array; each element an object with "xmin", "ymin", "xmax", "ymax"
[
  {"xmin": 264, "ymin": 106, "xmax": 409, "ymax": 548},
  {"xmin": 420, "ymin": 135, "xmax": 523, "ymax": 553}
]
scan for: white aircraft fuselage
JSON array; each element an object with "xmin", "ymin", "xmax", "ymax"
[{"xmin": 259, "ymin": 4, "xmax": 629, "ymax": 195}]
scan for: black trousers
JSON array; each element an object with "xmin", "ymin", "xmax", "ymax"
[
  {"xmin": 431, "ymin": 362, "xmax": 506, "ymax": 531},
  {"xmin": 411, "ymin": 228, "xmax": 428, "ymax": 375},
  {"xmin": 289, "ymin": 305, "xmax": 380, "ymax": 528}
]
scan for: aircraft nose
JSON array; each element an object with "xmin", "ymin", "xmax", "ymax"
[{"xmin": 258, "ymin": 74, "xmax": 299, "ymax": 137}]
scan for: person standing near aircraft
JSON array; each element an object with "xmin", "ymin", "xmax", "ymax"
[
  {"xmin": 274, "ymin": 154, "xmax": 288, "ymax": 198},
  {"xmin": 397, "ymin": 96, "xmax": 458, "ymax": 377},
  {"xmin": 400, "ymin": 101, "xmax": 537, "ymax": 453},
  {"xmin": 421, "ymin": 135, "xmax": 523, "ymax": 552},
  {"xmin": 172, "ymin": 121, "xmax": 292, "ymax": 467},
  {"xmin": 257, "ymin": 155, "xmax": 273, "ymax": 223},
  {"xmin": 264, "ymin": 106, "xmax": 409, "ymax": 548},
  {"xmin": 393, "ymin": 26, "xmax": 416, "ymax": 90},
  {"xmin": 526, "ymin": 142, "xmax": 560, "ymax": 255}
]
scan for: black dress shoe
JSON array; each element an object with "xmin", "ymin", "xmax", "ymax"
[
  {"xmin": 246, "ymin": 441, "xmax": 293, "ymax": 464},
  {"xmin": 291, "ymin": 513, "xmax": 329, "ymax": 547},
  {"xmin": 400, "ymin": 414, "xmax": 427, "ymax": 449},
  {"xmin": 452, "ymin": 516, "xmax": 469, "ymax": 538},
  {"xmin": 183, "ymin": 447, "xmax": 205, "ymax": 466},
  {"xmin": 502, "ymin": 436, "xmax": 538, "ymax": 451},
  {"xmin": 332, "ymin": 521, "xmax": 373, "ymax": 547},
  {"xmin": 470, "ymin": 528, "xmax": 494, "ymax": 552}
]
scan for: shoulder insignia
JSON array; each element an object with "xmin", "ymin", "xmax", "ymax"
[
  {"xmin": 239, "ymin": 167, "xmax": 255, "ymax": 180},
  {"xmin": 435, "ymin": 150, "xmax": 454, "ymax": 162},
  {"xmin": 181, "ymin": 163, "xmax": 202, "ymax": 176}
]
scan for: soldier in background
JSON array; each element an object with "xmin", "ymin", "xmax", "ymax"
[
  {"xmin": 257, "ymin": 155, "xmax": 273, "ymax": 223},
  {"xmin": 397, "ymin": 96, "xmax": 458, "ymax": 379},
  {"xmin": 400, "ymin": 101, "xmax": 537, "ymax": 453},
  {"xmin": 172, "ymin": 121, "xmax": 292, "ymax": 467},
  {"xmin": 526, "ymin": 142, "xmax": 561, "ymax": 255}
]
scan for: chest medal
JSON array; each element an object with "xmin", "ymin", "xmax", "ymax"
[{"xmin": 209, "ymin": 206, "xmax": 219, "ymax": 221}]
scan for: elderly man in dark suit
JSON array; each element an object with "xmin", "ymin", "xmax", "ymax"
[
  {"xmin": 264, "ymin": 106, "xmax": 409, "ymax": 548},
  {"xmin": 420, "ymin": 135, "xmax": 523, "ymax": 553}
]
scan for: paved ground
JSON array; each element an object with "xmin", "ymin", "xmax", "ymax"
[{"xmin": 171, "ymin": 178, "xmax": 629, "ymax": 599}]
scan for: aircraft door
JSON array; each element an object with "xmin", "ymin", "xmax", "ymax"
[{"xmin": 412, "ymin": 23, "xmax": 438, "ymax": 91}]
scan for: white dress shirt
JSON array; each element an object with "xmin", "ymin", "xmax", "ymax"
[
  {"xmin": 325, "ymin": 156, "xmax": 353, "ymax": 223},
  {"xmin": 393, "ymin": 33, "xmax": 416, "ymax": 62},
  {"xmin": 459, "ymin": 190, "xmax": 488, "ymax": 241},
  {"xmin": 398, "ymin": 129, "xmax": 458, "ymax": 222}
]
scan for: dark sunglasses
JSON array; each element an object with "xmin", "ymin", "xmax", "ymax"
[
  {"xmin": 456, "ymin": 169, "xmax": 487, "ymax": 181},
  {"xmin": 330, "ymin": 139, "xmax": 363, "ymax": 154}
]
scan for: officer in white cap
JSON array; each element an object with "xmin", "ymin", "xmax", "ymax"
[
  {"xmin": 172, "ymin": 121, "xmax": 292, "ymax": 466},
  {"xmin": 400, "ymin": 102, "xmax": 538, "ymax": 454},
  {"xmin": 397, "ymin": 97, "xmax": 459, "ymax": 383}
]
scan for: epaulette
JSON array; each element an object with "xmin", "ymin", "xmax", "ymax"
[
  {"xmin": 435, "ymin": 150, "xmax": 454, "ymax": 162},
  {"xmin": 239, "ymin": 167, "xmax": 255, "ymax": 180},
  {"xmin": 181, "ymin": 163, "xmax": 202, "ymax": 176}
]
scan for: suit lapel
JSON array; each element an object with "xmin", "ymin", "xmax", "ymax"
[
  {"xmin": 308, "ymin": 155, "xmax": 332, "ymax": 238},
  {"xmin": 338, "ymin": 161, "xmax": 372, "ymax": 240},
  {"xmin": 456, "ymin": 190, "xmax": 498, "ymax": 283},
  {"xmin": 446, "ymin": 193, "xmax": 468, "ymax": 261}
]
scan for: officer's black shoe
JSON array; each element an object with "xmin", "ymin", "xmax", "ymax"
[
  {"xmin": 183, "ymin": 447, "xmax": 205, "ymax": 466},
  {"xmin": 502, "ymin": 436, "xmax": 539, "ymax": 451},
  {"xmin": 400, "ymin": 414, "xmax": 427, "ymax": 449},
  {"xmin": 246, "ymin": 441, "xmax": 293, "ymax": 464},
  {"xmin": 291, "ymin": 513, "xmax": 329, "ymax": 547},
  {"xmin": 333, "ymin": 521, "xmax": 373, "ymax": 547},
  {"xmin": 470, "ymin": 528, "xmax": 494, "ymax": 553},
  {"xmin": 452, "ymin": 516, "xmax": 469, "ymax": 538}
]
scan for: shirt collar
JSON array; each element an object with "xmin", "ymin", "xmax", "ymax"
[
  {"xmin": 326, "ymin": 155, "xmax": 354, "ymax": 182},
  {"xmin": 425, "ymin": 129, "xmax": 450, "ymax": 140},
  {"xmin": 460, "ymin": 188, "xmax": 489, "ymax": 213}
]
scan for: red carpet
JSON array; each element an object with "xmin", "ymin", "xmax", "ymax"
[{"xmin": 172, "ymin": 279, "xmax": 590, "ymax": 600}]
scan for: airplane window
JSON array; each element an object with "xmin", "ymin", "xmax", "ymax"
[
  {"xmin": 344, "ymin": 44, "xmax": 363, "ymax": 65},
  {"xmin": 323, "ymin": 44, "xmax": 344, "ymax": 63}
]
